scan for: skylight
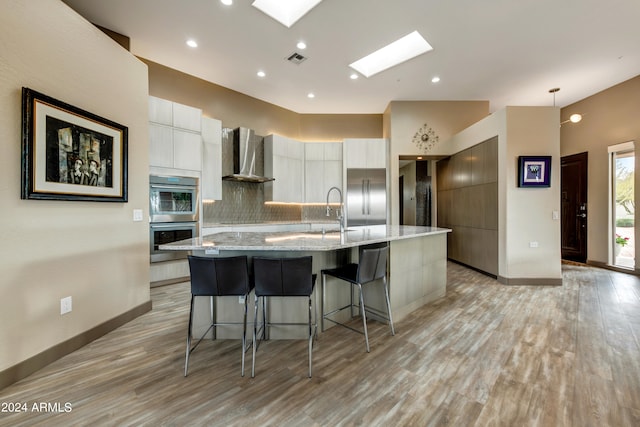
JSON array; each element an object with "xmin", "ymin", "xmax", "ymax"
[
  {"xmin": 349, "ymin": 31, "xmax": 433, "ymax": 78},
  {"xmin": 252, "ymin": 0, "xmax": 323, "ymax": 28}
]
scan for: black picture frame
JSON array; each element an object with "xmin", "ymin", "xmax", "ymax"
[
  {"xmin": 21, "ymin": 87, "xmax": 128, "ymax": 202},
  {"xmin": 518, "ymin": 156, "xmax": 551, "ymax": 188}
]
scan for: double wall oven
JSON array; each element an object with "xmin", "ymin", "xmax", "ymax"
[{"xmin": 149, "ymin": 175, "xmax": 199, "ymax": 262}]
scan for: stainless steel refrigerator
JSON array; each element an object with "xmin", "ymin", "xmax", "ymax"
[{"xmin": 346, "ymin": 168, "xmax": 387, "ymax": 226}]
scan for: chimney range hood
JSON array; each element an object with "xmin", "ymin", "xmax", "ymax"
[{"xmin": 222, "ymin": 127, "xmax": 274, "ymax": 183}]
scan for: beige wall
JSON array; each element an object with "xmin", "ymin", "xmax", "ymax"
[
  {"xmin": 437, "ymin": 107, "xmax": 562, "ymax": 283},
  {"xmin": 504, "ymin": 107, "xmax": 561, "ymax": 281},
  {"xmin": 386, "ymin": 101, "xmax": 490, "ymax": 224},
  {"xmin": 0, "ymin": 0, "xmax": 150, "ymax": 374},
  {"xmin": 298, "ymin": 114, "xmax": 382, "ymax": 141},
  {"xmin": 144, "ymin": 59, "xmax": 382, "ymax": 140},
  {"xmin": 560, "ymin": 75, "xmax": 640, "ymax": 267}
]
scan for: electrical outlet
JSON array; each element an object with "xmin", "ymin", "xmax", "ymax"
[
  {"xmin": 238, "ymin": 295, "xmax": 245, "ymax": 305},
  {"xmin": 529, "ymin": 241, "xmax": 539, "ymax": 248},
  {"xmin": 60, "ymin": 296, "xmax": 72, "ymax": 315}
]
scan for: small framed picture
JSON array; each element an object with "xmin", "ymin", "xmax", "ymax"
[
  {"xmin": 21, "ymin": 87, "xmax": 128, "ymax": 202},
  {"xmin": 518, "ymin": 156, "xmax": 551, "ymax": 187}
]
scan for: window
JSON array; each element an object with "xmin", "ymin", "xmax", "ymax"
[{"xmin": 609, "ymin": 141, "xmax": 635, "ymax": 268}]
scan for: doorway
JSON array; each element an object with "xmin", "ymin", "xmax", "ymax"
[
  {"xmin": 398, "ymin": 159, "xmax": 431, "ymax": 226},
  {"xmin": 561, "ymin": 152, "xmax": 588, "ymax": 262}
]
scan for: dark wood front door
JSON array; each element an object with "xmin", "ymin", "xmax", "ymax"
[{"xmin": 561, "ymin": 152, "xmax": 588, "ymax": 262}]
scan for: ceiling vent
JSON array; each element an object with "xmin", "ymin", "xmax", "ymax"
[{"xmin": 286, "ymin": 52, "xmax": 307, "ymax": 65}]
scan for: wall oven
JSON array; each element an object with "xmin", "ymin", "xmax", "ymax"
[
  {"xmin": 150, "ymin": 221, "xmax": 198, "ymax": 262},
  {"xmin": 150, "ymin": 175, "xmax": 199, "ymax": 223},
  {"xmin": 149, "ymin": 175, "xmax": 199, "ymax": 263}
]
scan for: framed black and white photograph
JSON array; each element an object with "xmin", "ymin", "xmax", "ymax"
[
  {"xmin": 518, "ymin": 156, "xmax": 551, "ymax": 188},
  {"xmin": 21, "ymin": 87, "xmax": 128, "ymax": 202}
]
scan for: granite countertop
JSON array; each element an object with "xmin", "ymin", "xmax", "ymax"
[{"xmin": 160, "ymin": 225, "xmax": 451, "ymax": 252}]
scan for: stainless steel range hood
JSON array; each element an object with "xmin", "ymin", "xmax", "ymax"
[{"xmin": 222, "ymin": 127, "xmax": 274, "ymax": 183}]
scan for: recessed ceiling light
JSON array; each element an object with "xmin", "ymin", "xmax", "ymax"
[
  {"xmin": 297, "ymin": 41, "xmax": 307, "ymax": 50},
  {"xmin": 349, "ymin": 31, "xmax": 433, "ymax": 78},
  {"xmin": 350, "ymin": 73, "xmax": 359, "ymax": 80},
  {"xmin": 257, "ymin": 70, "xmax": 266, "ymax": 77},
  {"xmin": 252, "ymin": 0, "xmax": 324, "ymax": 28},
  {"xmin": 221, "ymin": 0, "xmax": 233, "ymax": 5},
  {"xmin": 307, "ymin": 93, "xmax": 315, "ymax": 99},
  {"xmin": 431, "ymin": 76, "xmax": 440, "ymax": 83},
  {"xmin": 186, "ymin": 39, "xmax": 198, "ymax": 48}
]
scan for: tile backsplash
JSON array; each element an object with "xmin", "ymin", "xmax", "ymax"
[
  {"xmin": 203, "ymin": 181, "xmax": 301, "ymax": 225},
  {"xmin": 202, "ymin": 182, "xmax": 335, "ymax": 225}
]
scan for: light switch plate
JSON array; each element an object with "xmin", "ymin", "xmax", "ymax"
[
  {"xmin": 552, "ymin": 210, "xmax": 559, "ymax": 220},
  {"xmin": 60, "ymin": 296, "xmax": 72, "ymax": 315},
  {"xmin": 133, "ymin": 209, "xmax": 144, "ymax": 222}
]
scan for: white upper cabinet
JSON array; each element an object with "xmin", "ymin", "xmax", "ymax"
[
  {"xmin": 149, "ymin": 96, "xmax": 172, "ymax": 126},
  {"xmin": 304, "ymin": 142, "xmax": 343, "ymax": 203},
  {"xmin": 172, "ymin": 102, "xmax": 201, "ymax": 132},
  {"xmin": 344, "ymin": 138, "xmax": 387, "ymax": 169},
  {"xmin": 148, "ymin": 96, "xmax": 203, "ymax": 173},
  {"xmin": 264, "ymin": 134, "xmax": 304, "ymax": 203},
  {"xmin": 172, "ymin": 129, "xmax": 202, "ymax": 172},
  {"xmin": 148, "ymin": 123, "xmax": 173, "ymax": 168},
  {"xmin": 201, "ymin": 117, "xmax": 222, "ymax": 201}
]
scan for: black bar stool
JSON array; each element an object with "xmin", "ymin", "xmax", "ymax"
[
  {"xmin": 321, "ymin": 245, "xmax": 395, "ymax": 352},
  {"xmin": 185, "ymin": 255, "xmax": 253, "ymax": 377},
  {"xmin": 251, "ymin": 256, "xmax": 317, "ymax": 378}
]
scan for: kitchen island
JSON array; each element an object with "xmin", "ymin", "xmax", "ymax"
[{"xmin": 161, "ymin": 225, "xmax": 450, "ymax": 338}]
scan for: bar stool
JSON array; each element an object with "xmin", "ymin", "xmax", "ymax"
[
  {"xmin": 185, "ymin": 255, "xmax": 253, "ymax": 377},
  {"xmin": 321, "ymin": 244, "xmax": 395, "ymax": 352},
  {"xmin": 251, "ymin": 256, "xmax": 317, "ymax": 378}
]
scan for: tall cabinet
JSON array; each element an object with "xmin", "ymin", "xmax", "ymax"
[
  {"xmin": 201, "ymin": 117, "xmax": 222, "ymax": 201},
  {"xmin": 436, "ymin": 136, "xmax": 498, "ymax": 275}
]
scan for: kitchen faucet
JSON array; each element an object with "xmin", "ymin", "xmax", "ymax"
[{"xmin": 325, "ymin": 186, "xmax": 345, "ymax": 233}]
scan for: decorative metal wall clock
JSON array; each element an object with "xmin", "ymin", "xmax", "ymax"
[{"xmin": 412, "ymin": 123, "xmax": 439, "ymax": 153}]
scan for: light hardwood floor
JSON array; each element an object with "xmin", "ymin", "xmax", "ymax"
[{"xmin": 1, "ymin": 262, "xmax": 640, "ymax": 426}]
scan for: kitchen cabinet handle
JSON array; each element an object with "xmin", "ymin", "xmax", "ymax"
[
  {"xmin": 366, "ymin": 179, "xmax": 371, "ymax": 214},
  {"xmin": 150, "ymin": 184, "xmax": 195, "ymax": 192}
]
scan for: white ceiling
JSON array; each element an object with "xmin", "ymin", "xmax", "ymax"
[{"xmin": 61, "ymin": 0, "xmax": 640, "ymax": 114}]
